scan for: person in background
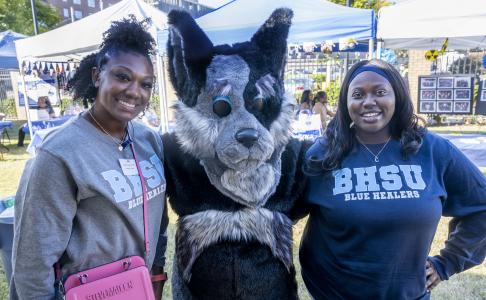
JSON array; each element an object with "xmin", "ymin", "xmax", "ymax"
[
  {"xmin": 299, "ymin": 89, "xmax": 313, "ymax": 114},
  {"xmin": 299, "ymin": 59, "xmax": 486, "ymax": 300},
  {"xmin": 42, "ymin": 97, "xmax": 56, "ymax": 119},
  {"xmin": 17, "ymin": 96, "xmax": 56, "ymax": 147},
  {"xmin": 312, "ymin": 91, "xmax": 334, "ymax": 130},
  {"xmin": 10, "ymin": 17, "xmax": 168, "ymax": 299}
]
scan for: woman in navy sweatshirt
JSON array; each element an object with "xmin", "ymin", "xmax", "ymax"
[{"xmin": 299, "ymin": 59, "xmax": 486, "ymax": 300}]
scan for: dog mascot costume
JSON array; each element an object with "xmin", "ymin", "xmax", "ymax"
[{"xmin": 164, "ymin": 8, "xmax": 308, "ymax": 299}]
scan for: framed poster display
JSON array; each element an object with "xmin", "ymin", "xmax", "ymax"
[
  {"xmin": 418, "ymin": 76, "xmax": 474, "ymax": 114},
  {"xmin": 480, "ymin": 79, "xmax": 486, "ymax": 102},
  {"xmin": 476, "ymin": 78, "xmax": 486, "ymax": 115}
]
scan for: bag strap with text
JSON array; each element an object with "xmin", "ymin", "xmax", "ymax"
[{"xmin": 129, "ymin": 141, "xmax": 150, "ymax": 258}]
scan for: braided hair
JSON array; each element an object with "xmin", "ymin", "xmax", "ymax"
[{"xmin": 69, "ymin": 16, "xmax": 156, "ymax": 104}]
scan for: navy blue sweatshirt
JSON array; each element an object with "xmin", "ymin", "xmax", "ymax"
[{"xmin": 299, "ymin": 132, "xmax": 486, "ymax": 300}]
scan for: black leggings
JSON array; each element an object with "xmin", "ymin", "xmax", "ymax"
[{"xmin": 17, "ymin": 128, "xmax": 25, "ymax": 146}]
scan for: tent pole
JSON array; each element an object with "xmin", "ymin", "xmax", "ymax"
[
  {"xmin": 30, "ymin": 0, "xmax": 39, "ymax": 35},
  {"xmin": 376, "ymin": 39, "xmax": 382, "ymax": 59},
  {"xmin": 369, "ymin": 39, "xmax": 374, "ymax": 59},
  {"xmin": 152, "ymin": 26, "xmax": 169, "ymax": 133},
  {"xmin": 155, "ymin": 53, "xmax": 169, "ymax": 133},
  {"xmin": 151, "ymin": 25, "xmax": 169, "ymax": 133},
  {"xmin": 161, "ymin": 57, "xmax": 170, "ymax": 132}
]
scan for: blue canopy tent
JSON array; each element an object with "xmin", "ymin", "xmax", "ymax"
[
  {"xmin": 195, "ymin": 0, "xmax": 375, "ymax": 52},
  {"xmin": 0, "ymin": 31, "xmax": 26, "ymax": 70}
]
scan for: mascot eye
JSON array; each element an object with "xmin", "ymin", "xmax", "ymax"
[
  {"xmin": 212, "ymin": 95, "xmax": 232, "ymax": 117},
  {"xmin": 253, "ymin": 95, "xmax": 264, "ymax": 111}
]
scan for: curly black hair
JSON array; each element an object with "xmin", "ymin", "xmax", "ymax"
[
  {"xmin": 69, "ymin": 53, "xmax": 97, "ymax": 106},
  {"xmin": 305, "ymin": 59, "xmax": 427, "ymax": 174},
  {"xmin": 69, "ymin": 16, "xmax": 156, "ymax": 103}
]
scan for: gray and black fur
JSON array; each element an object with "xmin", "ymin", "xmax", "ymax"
[{"xmin": 164, "ymin": 8, "xmax": 309, "ymax": 299}]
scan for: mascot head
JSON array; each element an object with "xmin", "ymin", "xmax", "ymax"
[{"xmin": 167, "ymin": 9, "xmax": 294, "ymax": 208}]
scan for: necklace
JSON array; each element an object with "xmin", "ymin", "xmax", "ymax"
[
  {"xmin": 88, "ymin": 109, "xmax": 127, "ymax": 151},
  {"xmin": 356, "ymin": 135, "xmax": 392, "ymax": 163}
]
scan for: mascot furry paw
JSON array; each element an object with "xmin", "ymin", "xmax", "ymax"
[{"xmin": 164, "ymin": 8, "xmax": 308, "ymax": 300}]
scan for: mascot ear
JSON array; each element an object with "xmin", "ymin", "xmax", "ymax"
[
  {"xmin": 167, "ymin": 10, "xmax": 214, "ymax": 106},
  {"xmin": 251, "ymin": 8, "xmax": 293, "ymax": 79}
]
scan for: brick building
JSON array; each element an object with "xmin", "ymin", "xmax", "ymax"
[
  {"xmin": 42, "ymin": 0, "xmax": 122, "ymax": 23},
  {"xmin": 43, "ymin": 0, "xmax": 214, "ymax": 23},
  {"xmin": 154, "ymin": 0, "xmax": 213, "ymax": 18}
]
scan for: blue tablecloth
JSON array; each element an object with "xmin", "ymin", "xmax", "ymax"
[
  {"xmin": 21, "ymin": 116, "xmax": 72, "ymax": 134},
  {"xmin": 0, "ymin": 196, "xmax": 14, "ymax": 286},
  {"xmin": 0, "ymin": 121, "xmax": 13, "ymax": 131}
]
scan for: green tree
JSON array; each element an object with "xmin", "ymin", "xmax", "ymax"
[
  {"xmin": 330, "ymin": 0, "xmax": 393, "ymax": 13},
  {"xmin": 0, "ymin": 0, "xmax": 61, "ymax": 35}
]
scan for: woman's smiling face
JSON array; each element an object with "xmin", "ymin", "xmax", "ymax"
[
  {"xmin": 93, "ymin": 51, "xmax": 154, "ymax": 123},
  {"xmin": 347, "ymin": 71, "xmax": 395, "ymax": 143}
]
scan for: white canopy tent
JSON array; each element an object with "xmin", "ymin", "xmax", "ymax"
[
  {"xmin": 377, "ymin": 0, "xmax": 486, "ymax": 49},
  {"xmin": 15, "ymin": 0, "xmax": 171, "ymax": 134},
  {"xmin": 15, "ymin": 0, "xmax": 168, "ymax": 60},
  {"xmin": 195, "ymin": 0, "xmax": 375, "ymax": 51}
]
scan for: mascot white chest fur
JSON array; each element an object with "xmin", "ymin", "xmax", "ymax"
[{"xmin": 164, "ymin": 8, "xmax": 308, "ymax": 299}]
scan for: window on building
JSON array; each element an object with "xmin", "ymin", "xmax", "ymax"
[
  {"xmin": 63, "ymin": 8, "xmax": 69, "ymax": 18},
  {"xmin": 74, "ymin": 10, "xmax": 82, "ymax": 19},
  {"xmin": 73, "ymin": 0, "xmax": 81, "ymax": 5},
  {"xmin": 88, "ymin": 0, "xmax": 95, "ymax": 7}
]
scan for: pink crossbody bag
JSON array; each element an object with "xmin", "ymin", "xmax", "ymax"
[{"xmin": 56, "ymin": 142, "xmax": 156, "ymax": 300}]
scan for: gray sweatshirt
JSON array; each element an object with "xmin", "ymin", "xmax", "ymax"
[{"xmin": 10, "ymin": 114, "xmax": 167, "ymax": 300}]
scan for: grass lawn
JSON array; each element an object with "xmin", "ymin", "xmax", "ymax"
[
  {"xmin": 0, "ymin": 122, "xmax": 485, "ymax": 299},
  {"xmin": 427, "ymin": 124, "xmax": 486, "ymax": 135}
]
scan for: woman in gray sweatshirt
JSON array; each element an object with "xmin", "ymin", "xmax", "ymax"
[{"xmin": 10, "ymin": 17, "xmax": 168, "ymax": 300}]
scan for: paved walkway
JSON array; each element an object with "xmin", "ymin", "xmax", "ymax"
[{"xmin": 440, "ymin": 134, "xmax": 486, "ymax": 168}]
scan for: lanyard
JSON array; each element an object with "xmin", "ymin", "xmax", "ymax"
[{"xmin": 129, "ymin": 141, "xmax": 150, "ymax": 259}]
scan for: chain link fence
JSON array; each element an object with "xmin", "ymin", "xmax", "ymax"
[
  {"xmin": 284, "ymin": 52, "xmax": 368, "ymax": 106},
  {"xmin": 434, "ymin": 50, "xmax": 486, "ymax": 76},
  {"xmin": 0, "ymin": 70, "xmax": 17, "ymax": 119}
]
